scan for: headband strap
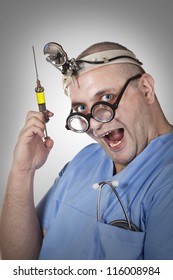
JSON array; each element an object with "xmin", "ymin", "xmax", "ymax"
[
  {"xmin": 43, "ymin": 42, "xmax": 143, "ymax": 96},
  {"xmin": 62, "ymin": 49, "xmax": 143, "ymax": 95}
]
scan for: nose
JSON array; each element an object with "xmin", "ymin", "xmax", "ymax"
[{"xmin": 89, "ymin": 117, "xmax": 103, "ymax": 132}]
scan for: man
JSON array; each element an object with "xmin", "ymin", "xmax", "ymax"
[{"xmin": 0, "ymin": 41, "xmax": 173, "ymax": 259}]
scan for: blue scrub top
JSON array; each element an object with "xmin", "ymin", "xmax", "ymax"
[{"xmin": 37, "ymin": 131, "xmax": 173, "ymax": 260}]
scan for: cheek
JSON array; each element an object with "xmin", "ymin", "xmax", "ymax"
[
  {"xmin": 117, "ymin": 98, "xmax": 151, "ymax": 147},
  {"xmin": 119, "ymin": 93, "xmax": 149, "ymax": 124}
]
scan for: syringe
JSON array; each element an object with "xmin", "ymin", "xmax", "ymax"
[{"xmin": 32, "ymin": 46, "xmax": 50, "ymax": 139}]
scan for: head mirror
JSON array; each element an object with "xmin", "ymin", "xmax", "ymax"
[{"xmin": 43, "ymin": 42, "xmax": 68, "ymax": 68}]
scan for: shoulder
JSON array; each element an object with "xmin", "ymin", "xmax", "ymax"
[
  {"xmin": 60, "ymin": 143, "xmax": 106, "ymax": 175},
  {"xmin": 75, "ymin": 143, "xmax": 103, "ymax": 157}
]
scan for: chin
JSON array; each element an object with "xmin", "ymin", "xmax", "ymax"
[{"xmin": 105, "ymin": 145, "xmax": 136, "ymax": 166}]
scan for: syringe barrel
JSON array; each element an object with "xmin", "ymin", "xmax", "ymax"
[
  {"xmin": 35, "ymin": 87, "xmax": 49, "ymax": 122},
  {"xmin": 38, "ymin": 103, "xmax": 46, "ymax": 113},
  {"xmin": 36, "ymin": 91, "xmax": 46, "ymax": 105},
  {"xmin": 35, "ymin": 86, "xmax": 45, "ymax": 104}
]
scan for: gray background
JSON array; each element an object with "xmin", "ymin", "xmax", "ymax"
[{"xmin": 0, "ymin": 0, "xmax": 173, "ymax": 207}]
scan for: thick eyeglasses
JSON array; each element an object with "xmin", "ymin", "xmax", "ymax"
[{"xmin": 65, "ymin": 73, "xmax": 142, "ymax": 133}]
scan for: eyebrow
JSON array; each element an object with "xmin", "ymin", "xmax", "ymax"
[
  {"xmin": 91, "ymin": 88, "xmax": 118, "ymax": 101},
  {"xmin": 71, "ymin": 87, "xmax": 118, "ymax": 108}
]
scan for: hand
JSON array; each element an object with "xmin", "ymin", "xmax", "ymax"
[{"xmin": 12, "ymin": 110, "xmax": 54, "ymax": 173}]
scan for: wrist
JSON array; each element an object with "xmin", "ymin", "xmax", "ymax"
[
  {"xmin": 10, "ymin": 159, "xmax": 36, "ymax": 176},
  {"xmin": 8, "ymin": 166, "xmax": 35, "ymax": 190}
]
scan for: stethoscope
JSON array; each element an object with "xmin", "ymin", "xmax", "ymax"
[{"xmin": 93, "ymin": 180, "xmax": 139, "ymax": 232}]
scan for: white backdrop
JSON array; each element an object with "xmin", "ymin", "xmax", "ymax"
[{"xmin": 0, "ymin": 0, "xmax": 173, "ymax": 206}]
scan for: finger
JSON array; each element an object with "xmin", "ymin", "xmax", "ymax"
[
  {"xmin": 25, "ymin": 111, "xmax": 45, "ymax": 124},
  {"xmin": 44, "ymin": 110, "xmax": 54, "ymax": 123},
  {"xmin": 46, "ymin": 110, "xmax": 54, "ymax": 117},
  {"xmin": 19, "ymin": 125, "xmax": 45, "ymax": 142},
  {"xmin": 25, "ymin": 110, "xmax": 54, "ymax": 125},
  {"xmin": 44, "ymin": 138, "xmax": 54, "ymax": 150},
  {"xmin": 24, "ymin": 116, "xmax": 46, "ymax": 133}
]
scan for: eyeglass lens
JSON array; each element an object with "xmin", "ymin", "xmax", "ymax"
[
  {"xmin": 68, "ymin": 115, "xmax": 89, "ymax": 132},
  {"xmin": 92, "ymin": 104, "xmax": 113, "ymax": 122}
]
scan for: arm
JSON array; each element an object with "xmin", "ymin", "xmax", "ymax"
[{"xmin": 0, "ymin": 110, "xmax": 54, "ymax": 259}]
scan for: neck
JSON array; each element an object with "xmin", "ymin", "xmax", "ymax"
[
  {"xmin": 152, "ymin": 103, "xmax": 173, "ymax": 138},
  {"xmin": 114, "ymin": 163, "xmax": 126, "ymax": 174}
]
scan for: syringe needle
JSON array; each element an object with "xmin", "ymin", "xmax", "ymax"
[
  {"xmin": 32, "ymin": 45, "xmax": 39, "ymax": 81},
  {"xmin": 32, "ymin": 45, "xmax": 50, "ymax": 140}
]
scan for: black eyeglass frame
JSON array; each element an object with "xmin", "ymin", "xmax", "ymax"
[{"xmin": 65, "ymin": 73, "xmax": 142, "ymax": 132}]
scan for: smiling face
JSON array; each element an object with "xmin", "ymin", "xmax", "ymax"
[{"xmin": 67, "ymin": 64, "xmax": 158, "ymax": 171}]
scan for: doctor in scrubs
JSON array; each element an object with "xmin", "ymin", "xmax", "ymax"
[{"xmin": 1, "ymin": 41, "xmax": 173, "ymax": 260}]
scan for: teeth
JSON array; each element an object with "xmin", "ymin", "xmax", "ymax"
[
  {"xmin": 110, "ymin": 141, "xmax": 122, "ymax": 147},
  {"xmin": 101, "ymin": 131, "xmax": 112, "ymax": 137}
]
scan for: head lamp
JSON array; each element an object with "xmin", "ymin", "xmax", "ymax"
[{"xmin": 43, "ymin": 42, "xmax": 143, "ymax": 95}]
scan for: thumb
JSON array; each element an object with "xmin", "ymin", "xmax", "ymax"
[{"xmin": 44, "ymin": 138, "xmax": 54, "ymax": 151}]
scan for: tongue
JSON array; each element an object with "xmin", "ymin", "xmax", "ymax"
[{"xmin": 109, "ymin": 128, "xmax": 124, "ymax": 142}]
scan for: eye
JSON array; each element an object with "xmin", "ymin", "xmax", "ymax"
[
  {"xmin": 76, "ymin": 104, "xmax": 87, "ymax": 113},
  {"xmin": 102, "ymin": 94, "xmax": 114, "ymax": 102}
]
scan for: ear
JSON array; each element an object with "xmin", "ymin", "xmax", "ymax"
[{"xmin": 138, "ymin": 73, "xmax": 155, "ymax": 104}]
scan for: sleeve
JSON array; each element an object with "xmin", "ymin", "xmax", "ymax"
[
  {"xmin": 144, "ymin": 181, "xmax": 173, "ymax": 260},
  {"xmin": 36, "ymin": 162, "xmax": 69, "ymax": 231}
]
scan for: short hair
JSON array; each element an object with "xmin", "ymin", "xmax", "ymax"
[
  {"xmin": 76, "ymin": 41, "xmax": 145, "ymax": 79},
  {"xmin": 76, "ymin": 41, "xmax": 130, "ymax": 59}
]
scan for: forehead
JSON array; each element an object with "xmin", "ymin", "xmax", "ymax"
[{"xmin": 67, "ymin": 64, "xmax": 124, "ymax": 102}]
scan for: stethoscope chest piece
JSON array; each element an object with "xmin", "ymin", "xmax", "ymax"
[{"xmin": 109, "ymin": 219, "xmax": 139, "ymax": 232}]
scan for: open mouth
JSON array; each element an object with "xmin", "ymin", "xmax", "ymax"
[{"xmin": 102, "ymin": 128, "xmax": 124, "ymax": 149}]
